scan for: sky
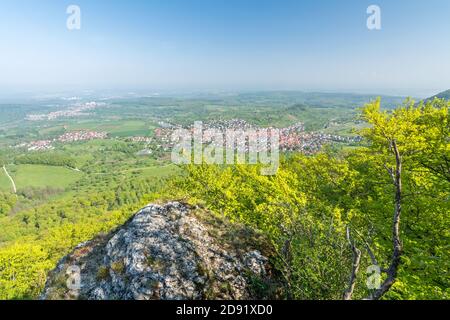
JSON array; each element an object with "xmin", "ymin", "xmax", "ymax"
[{"xmin": 0, "ymin": 0, "xmax": 449, "ymax": 97}]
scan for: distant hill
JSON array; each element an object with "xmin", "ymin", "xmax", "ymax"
[{"xmin": 427, "ymin": 89, "xmax": 450, "ymax": 101}]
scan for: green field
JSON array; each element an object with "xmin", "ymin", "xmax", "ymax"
[
  {"xmin": 0, "ymin": 165, "xmax": 82, "ymax": 191},
  {"xmin": 65, "ymin": 120, "xmax": 154, "ymax": 137},
  {"xmin": 0, "ymin": 168, "xmax": 14, "ymax": 192}
]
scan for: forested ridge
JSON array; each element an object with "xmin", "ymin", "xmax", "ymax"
[{"xmin": 0, "ymin": 98, "xmax": 448, "ymax": 300}]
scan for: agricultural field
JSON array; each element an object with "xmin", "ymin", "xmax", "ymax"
[
  {"xmin": 65, "ymin": 120, "xmax": 155, "ymax": 137},
  {"xmin": 0, "ymin": 164, "xmax": 82, "ymax": 191}
]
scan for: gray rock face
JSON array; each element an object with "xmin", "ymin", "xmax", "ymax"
[{"xmin": 41, "ymin": 202, "xmax": 270, "ymax": 300}]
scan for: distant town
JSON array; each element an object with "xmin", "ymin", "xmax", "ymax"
[
  {"xmin": 150, "ymin": 119, "xmax": 362, "ymax": 155},
  {"xmin": 26, "ymin": 102, "xmax": 106, "ymax": 121},
  {"xmin": 14, "ymin": 130, "xmax": 108, "ymax": 151},
  {"xmin": 13, "ymin": 116, "xmax": 361, "ymax": 154}
]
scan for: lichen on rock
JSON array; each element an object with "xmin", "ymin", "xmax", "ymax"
[{"xmin": 41, "ymin": 202, "xmax": 274, "ymax": 300}]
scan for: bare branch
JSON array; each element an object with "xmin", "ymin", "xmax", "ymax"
[
  {"xmin": 352, "ymin": 229, "xmax": 389, "ymax": 274},
  {"xmin": 343, "ymin": 227, "xmax": 362, "ymax": 300},
  {"xmin": 368, "ymin": 140, "xmax": 403, "ymax": 300},
  {"xmin": 383, "ymin": 164, "xmax": 395, "ymax": 184}
]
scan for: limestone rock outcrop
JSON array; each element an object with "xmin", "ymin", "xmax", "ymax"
[{"xmin": 41, "ymin": 202, "xmax": 272, "ymax": 300}]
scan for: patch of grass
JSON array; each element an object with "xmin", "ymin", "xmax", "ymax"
[
  {"xmin": 146, "ymin": 254, "xmax": 166, "ymax": 272},
  {"xmin": 0, "ymin": 169, "xmax": 13, "ymax": 192},
  {"xmin": 196, "ymin": 261, "xmax": 209, "ymax": 278},
  {"xmin": 219, "ymin": 281, "xmax": 232, "ymax": 294},
  {"xmin": 96, "ymin": 266, "xmax": 110, "ymax": 280},
  {"xmin": 110, "ymin": 261, "xmax": 125, "ymax": 274},
  {"xmin": 247, "ymin": 270, "xmax": 284, "ymax": 300},
  {"xmin": 66, "ymin": 120, "xmax": 151, "ymax": 138},
  {"xmin": 5, "ymin": 164, "xmax": 82, "ymax": 190}
]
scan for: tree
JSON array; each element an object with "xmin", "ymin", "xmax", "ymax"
[{"xmin": 345, "ymin": 98, "xmax": 450, "ymax": 300}]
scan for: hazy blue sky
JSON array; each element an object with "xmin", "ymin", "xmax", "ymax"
[{"xmin": 0, "ymin": 0, "xmax": 449, "ymax": 97}]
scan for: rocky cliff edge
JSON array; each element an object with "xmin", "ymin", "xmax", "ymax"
[{"xmin": 41, "ymin": 202, "xmax": 277, "ymax": 300}]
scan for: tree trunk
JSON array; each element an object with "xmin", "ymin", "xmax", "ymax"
[
  {"xmin": 343, "ymin": 227, "xmax": 361, "ymax": 300},
  {"xmin": 368, "ymin": 140, "xmax": 403, "ymax": 300}
]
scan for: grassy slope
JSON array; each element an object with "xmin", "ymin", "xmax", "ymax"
[
  {"xmin": 0, "ymin": 169, "xmax": 13, "ymax": 191},
  {"xmin": 65, "ymin": 120, "xmax": 153, "ymax": 137},
  {"xmin": 0, "ymin": 164, "xmax": 82, "ymax": 190}
]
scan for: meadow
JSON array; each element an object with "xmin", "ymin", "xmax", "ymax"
[{"xmin": 0, "ymin": 164, "xmax": 82, "ymax": 191}]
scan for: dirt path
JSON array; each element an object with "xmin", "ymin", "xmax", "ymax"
[
  {"xmin": 3, "ymin": 165, "xmax": 17, "ymax": 194},
  {"xmin": 66, "ymin": 166, "xmax": 82, "ymax": 172}
]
